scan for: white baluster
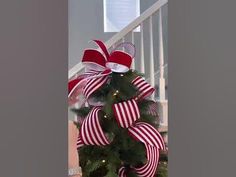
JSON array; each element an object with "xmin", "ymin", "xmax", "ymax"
[
  {"xmin": 158, "ymin": 8, "xmax": 165, "ymax": 100},
  {"xmin": 131, "ymin": 30, "xmax": 135, "ymax": 69},
  {"xmin": 158, "ymin": 8, "xmax": 168, "ymax": 127},
  {"xmin": 149, "ymin": 16, "xmax": 155, "ymax": 100},
  {"xmin": 122, "ymin": 37, "xmax": 125, "ymax": 51},
  {"xmin": 140, "ymin": 23, "xmax": 145, "ymax": 73}
]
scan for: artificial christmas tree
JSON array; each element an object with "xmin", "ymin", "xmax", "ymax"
[{"xmin": 69, "ymin": 40, "xmax": 167, "ymax": 177}]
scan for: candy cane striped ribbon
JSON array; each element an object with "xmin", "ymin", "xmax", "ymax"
[
  {"xmin": 118, "ymin": 122, "xmax": 165, "ymax": 177},
  {"xmin": 80, "ymin": 107, "xmax": 110, "ymax": 146},
  {"xmin": 128, "ymin": 122, "xmax": 165, "ymax": 150},
  {"xmin": 83, "ymin": 69, "xmax": 111, "ymax": 99},
  {"xmin": 69, "ymin": 70, "xmax": 104, "ymax": 98},
  {"xmin": 113, "ymin": 99, "xmax": 140, "ymax": 128},
  {"xmin": 118, "ymin": 146, "xmax": 160, "ymax": 177},
  {"xmin": 118, "ymin": 167, "xmax": 127, "ymax": 177},
  {"xmin": 77, "ymin": 136, "xmax": 84, "ymax": 149},
  {"xmin": 132, "ymin": 76, "xmax": 155, "ymax": 100},
  {"xmin": 118, "ymin": 147, "xmax": 160, "ymax": 177},
  {"xmin": 83, "ymin": 70, "xmax": 101, "ymax": 76},
  {"xmin": 134, "ymin": 144, "xmax": 160, "ymax": 177}
]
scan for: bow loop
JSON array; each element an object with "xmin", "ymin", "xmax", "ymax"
[
  {"xmin": 106, "ymin": 50, "xmax": 132, "ymax": 73},
  {"xmin": 78, "ymin": 40, "xmax": 136, "ymax": 99},
  {"xmin": 82, "ymin": 40, "xmax": 134, "ymax": 73},
  {"xmin": 82, "ymin": 49, "xmax": 106, "ymax": 71}
]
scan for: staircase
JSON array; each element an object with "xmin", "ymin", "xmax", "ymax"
[{"xmin": 69, "ymin": 0, "xmax": 168, "ymax": 138}]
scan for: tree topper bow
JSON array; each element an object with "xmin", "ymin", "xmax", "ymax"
[{"xmin": 68, "ymin": 40, "xmax": 135, "ymax": 105}]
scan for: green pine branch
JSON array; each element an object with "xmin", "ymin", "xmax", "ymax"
[{"xmin": 72, "ymin": 69, "xmax": 167, "ymax": 177}]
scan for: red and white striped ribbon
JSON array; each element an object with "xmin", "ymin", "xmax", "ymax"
[
  {"xmin": 83, "ymin": 70, "xmax": 101, "ymax": 76},
  {"xmin": 80, "ymin": 107, "xmax": 110, "ymax": 146},
  {"xmin": 77, "ymin": 136, "xmax": 84, "ymax": 149},
  {"xmin": 132, "ymin": 76, "xmax": 155, "ymax": 100},
  {"xmin": 83, "ymin": 74, "xmax": 108, "ymax": 99},
  {"xmin": 134, "ymin": 144, "xmax": 160, "ymax": 177},
  {"xmin": 118, "ymin": 167, "xmax": 127, "ymax": 177},
  {"xmin": 118, "ymin": 122, "xmax": 165, "ymax": 177},
  {"xmin": 69, "ymin": 69, "xmax": 100, "ymax": 95},
  {"xmin": 118, "ymin": 146, "xmax": 159, "ymax": 177},
  {"xmin": 83, "ymin": 70, "xmax": 111, "ymax": 99},
  {"xmin": 128, "ymin": 122, "xmax": 165, "ymax": 150},
  {"xmin": 113, "ymin": 99, "xmax": 140, "ymax": 128}
]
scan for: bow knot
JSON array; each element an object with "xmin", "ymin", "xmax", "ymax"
[{"xmin": 82, "ymin": 40, "xmax": 134, "ymax": 73}]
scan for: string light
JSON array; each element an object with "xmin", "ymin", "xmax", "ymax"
[
  {"xmin": 102, "ymin": 160, "xmax": 106, "ymax": 163},
  {"xmin": 104, "ymin": 115, "xmax": 107, "ymax": 118},
  {"xmin": 120, "ymin": 74, "xmax": 124, "ymax": 77},
  {"xmin": 113, "ymin": 90, "xmax": 119, "ymax": 96}
]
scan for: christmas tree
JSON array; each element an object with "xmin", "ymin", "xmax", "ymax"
[{"xmin": 69, "ymin": 40, "xmax": 167, "ymax": 177}]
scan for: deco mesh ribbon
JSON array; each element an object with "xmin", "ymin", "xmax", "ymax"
[{"xmin": 68, "ymin": 40, "xmax": 165, "ymax": 177}]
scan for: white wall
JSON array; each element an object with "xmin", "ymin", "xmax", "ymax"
[
  {"xmin": 68, "ymin": 0, "xmax": 168, "ymax": 70},
  {"xmin": 69, "ymin": 0, "xmax": 113, "ymax": 69}
]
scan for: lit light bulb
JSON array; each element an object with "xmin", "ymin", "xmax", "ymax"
[
  {"xmin": 104, "ymin": 115, "xmax": 107, "ymax": 118},
  {"xmin": 102, "ymin": 160, "xmax": 106, "ymax": 163},
  {"xmin": 116, "ymin": 90, "xmax": 119, "ymax": 93},
  {"xmin": 120, "ymin": 74, "xmax": 124, "ymax": 77}
]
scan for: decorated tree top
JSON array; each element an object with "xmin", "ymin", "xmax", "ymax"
[{"xmin": 69, "ymin": 40, "xmax": 166, "ymax": 177}]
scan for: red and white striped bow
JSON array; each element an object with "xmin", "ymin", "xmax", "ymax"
[{"xmin": 68, "ymin": 40, "xmax": 135, "ymax": 103}]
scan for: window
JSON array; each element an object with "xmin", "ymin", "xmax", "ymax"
[{"xmin": 104, "ymin": 0, "xmax": 140, "ymax": 32}]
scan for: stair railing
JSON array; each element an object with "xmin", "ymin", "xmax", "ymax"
[{"xmin": 69, "ymin": 0, "xmax": 168, "ymax": 128}]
